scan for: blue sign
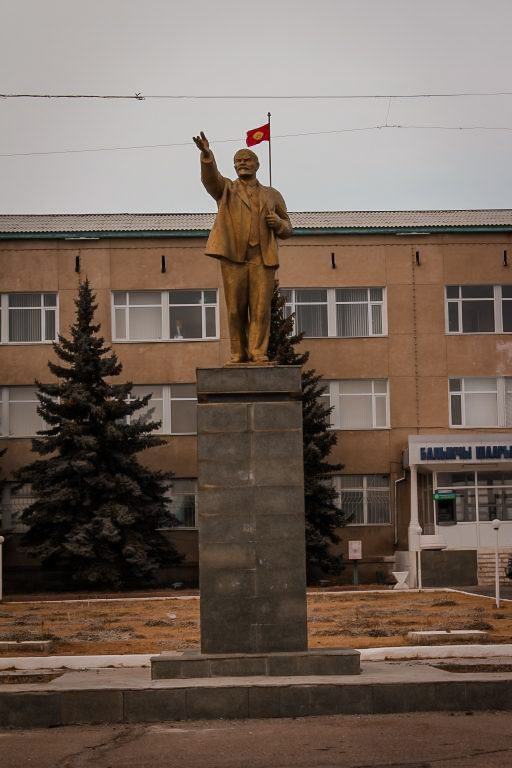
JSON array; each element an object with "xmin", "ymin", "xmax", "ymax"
[{"xmin": 420, "ymin": 445, "xmax": 512, "ymax": 461}]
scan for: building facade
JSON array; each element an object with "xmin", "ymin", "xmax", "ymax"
[{"xmin": 1, "ymin": 210, "xmax": 512, "ymax": 590}]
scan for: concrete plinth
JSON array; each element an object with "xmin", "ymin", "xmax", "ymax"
[
  {"xmin": 151, "ymin": 649, "xmax": 360, "ymax": 679},
  {"xmin": 196, "ymin": 365, "xmax": 307, "ymax": 655}
]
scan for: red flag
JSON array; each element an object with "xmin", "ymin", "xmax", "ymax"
[{"xmin": 246, "ymin": 122, "xmax": 270, "ymax": 147}]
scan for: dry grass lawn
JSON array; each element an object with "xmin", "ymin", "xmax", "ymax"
[{"xmin": 0, "ymin": 591, "xmax": 510, "ymax": 657}]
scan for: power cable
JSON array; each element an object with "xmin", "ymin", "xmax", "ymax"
[
  {"xmin": 2, "ymin": 91, "xmax": 512, "ymax": 100},
  {"xmin": 2, "ymin": 123, "xmax": 512, "ymax": 159}
]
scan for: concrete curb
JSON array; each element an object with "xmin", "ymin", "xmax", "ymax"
[
  {"xmin": 2, "ymin": 644, "xmax": 512, "ymax": 671},
  {"xmin": 2, "ymin": 663, "xmax": 512, "ymax": 728}
]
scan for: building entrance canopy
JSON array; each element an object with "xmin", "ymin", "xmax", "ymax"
[{"xmin": 403, "ymin": 434, "xmax": 512, "ymax": 564}]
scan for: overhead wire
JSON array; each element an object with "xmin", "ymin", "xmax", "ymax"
[
  {"xmin": 2, "ymin": 123, "xmax": 512, "ymax": 159},
  {"xmin": 3, "ymin": 91, "xmax": 512, "ymax": 100}
]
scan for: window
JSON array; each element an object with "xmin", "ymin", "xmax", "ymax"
[
  {"xmin": 446, "ymin": 285, "xmax": 512, "ymax": 334},
  {"xmin": 112, "ymin": 290, "xmax": 218, "ymax": 341},
  {"xmin": 282, "ymin": 289, "xmax": 328, "ymax": 337},
  {"xmin": 126, "ymin": 385, "xmax": 197, "ymax": 435},
  {"xmin": 449, "ymin": 377, "xmax": 512, "ymax": 427},
  {"xmin": 160, "ymin": 479, "xmax": 197, "ymax": 529},
  {"xmin": 436, "ymin": 471, "xmax": 512, "ymax": 522},
  {"xmin": 170, "ymin": 385, "xmax": 197, "ymax": 434},
  {"xmin": 476, "ymin": 471, "xmax": 512, "ymax": 521},
  {"xmin": 169, "ymin": 290, "xmax": 217, "ymax": 340},
  {"xmin": 0, "ymin": 386, "xmax": 46, "ymax": 437},
  {"xmin": 334, "ymin": 475, "xmax": 390, "ymax": 525},
  {"xmin": 335, "ymin": 288, "xmax": 384, "ymax": 337},
  {"xmin": 323, "ymin": 380, "xmax": 389, "ymax": 429},
  {"xmin": 127, "ymin": 386, "xmax": 164, "ymax": 431},
  {"xmin": 0, "ymin": 483, "xmax": 34, "ymax": 531},
  {"xmin": 0, "ymin": 293, "xmax": 58, "ymax": 343},
  {"xmin": 282, "ymin": 288, "xmax": 386, "ymax": 338}
]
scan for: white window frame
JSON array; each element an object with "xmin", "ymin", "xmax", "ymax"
[
  {"xmin": 282, "ymin": 287, "xmax": 387, "ymax": 338},
  {"xmin": 125, "ymin": 384, "xmax": 197, "ymax": 435},
  {"xmin": 0, "ymin": 386, "xmax": 46, "ymax": 437},
  {"xmin": 448, "ymin": 376, "xmax": 512, "ymax": 428},
  {"xmin": 160, "ymin": 479, "xmax": 198, "ymax": 530},
  {"xmin": 112, "ymin": 290, "xmax": 219, "ymax": 342},
  {"xmin": 0, "ymin": 292, "xmax": 59, "ymax": 344},
  {"xmin": 323, "ymin": 379, "xmax": 390, "ymax": 430},
  {"xmin": 445, "ymin": 285, "xmax": 512, "ymax": 335},
  {"xmin": 333, "ymin": 474, "xmax": 391, "ymax": 526},
  {"xmin": 169, "ymin": 289, "xmax": 219, "ymax": 341}
]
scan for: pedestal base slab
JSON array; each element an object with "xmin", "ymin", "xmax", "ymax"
[{"xmin": 151, "ymin": 649, "xmax": 360, "ymax": 679}]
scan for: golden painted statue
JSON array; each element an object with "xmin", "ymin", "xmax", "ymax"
[{"xmin": 193, "ymin": 132, "xmax": 293, "ymax": 363}]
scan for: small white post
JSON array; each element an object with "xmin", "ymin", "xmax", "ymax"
[
  {"xmin": 413, "ymin": 525, "xmax": 423, "ymax": 590},
  {"xmin": 408, "ymin": 464, "xmax": 420, "ymax": 587},
  {"xmin": 492, "ymin": 519, "xmax": 501, "ymax": 609},
  {"xmin": 0, "ymin": 536, "xmax": 4, "ymax": 602}
]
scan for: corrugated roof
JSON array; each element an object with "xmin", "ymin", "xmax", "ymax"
[{"xmin": 1, "ymin": 210, "xmax": 512, "ymax": 235}]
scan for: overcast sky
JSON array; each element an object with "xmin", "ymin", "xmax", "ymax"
[{"xmin": 1, "ymin": 0, "xmax": 512, "ymax": 214}]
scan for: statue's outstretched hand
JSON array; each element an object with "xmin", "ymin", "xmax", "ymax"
[{"xmin": 193, "ymin": 131, "xmax": 211, "ymax": 158}]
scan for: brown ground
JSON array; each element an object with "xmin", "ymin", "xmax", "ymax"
[{"xmin": 0, "ymin": 590, "xmax": 510, "ymax": 657}]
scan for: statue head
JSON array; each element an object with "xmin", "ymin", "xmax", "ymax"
[{"xmin": 234, "ymin": 148, "xmax": 259, "ymax": 180}]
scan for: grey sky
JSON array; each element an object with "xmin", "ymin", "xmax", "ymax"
[{"xmin": 1, "ymin": 0, "xmax": 512, "ymax": 214}]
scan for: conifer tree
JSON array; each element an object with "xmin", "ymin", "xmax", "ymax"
[
  {"xmin": 268, "ymin": 283, "xmax": 345, "ymax": 578},
  {"xmin": 15, "ymin": 280, "xmax": 181, "ymax": 588}
]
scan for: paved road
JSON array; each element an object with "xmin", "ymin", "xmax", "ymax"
[
  {"xmin": 1, "ymin": 712, "xmax": 512, "ymax": 768},
  {"xmin": 461, "ymin": 584, "xmax": 512, "ymax": 600}
]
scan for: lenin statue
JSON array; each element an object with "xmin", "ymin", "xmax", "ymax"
[{"xmin": 193, "ymin": 132, "xmax": 293, "ymax": 363}]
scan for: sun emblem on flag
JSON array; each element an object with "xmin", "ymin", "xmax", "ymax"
[{"xmin": 253, "ymin": 131, "xmax": 264, "ymax": 141}]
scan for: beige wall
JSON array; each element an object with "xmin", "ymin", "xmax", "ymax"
[{"xmin": 2, "ymin": 230, "xmax": 512, "ymax": 569}]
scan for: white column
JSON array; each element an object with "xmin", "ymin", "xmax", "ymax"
[{"xmin": 408, "ymin": 464, "xmax": 419, "ymax": 587}]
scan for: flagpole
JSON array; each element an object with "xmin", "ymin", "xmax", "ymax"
[{"xmin": 267, "ymin": 111, "xmax": 272, "ymax": 186}]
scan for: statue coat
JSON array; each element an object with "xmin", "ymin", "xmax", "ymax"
[{"xmin": 201, "ymin": 155, "xmax": 293, "ymax": 267}]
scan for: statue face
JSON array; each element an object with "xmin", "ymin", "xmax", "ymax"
[{"xmin": 234, "ymin": 150, "xmax": 259, "ymax": 179}]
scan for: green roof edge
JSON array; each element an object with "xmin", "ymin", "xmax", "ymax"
[{"xmin": 0, "ymin": 225, "xmax": 512, "ymax": 240}]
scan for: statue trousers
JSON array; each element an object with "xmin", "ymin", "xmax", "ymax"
[{"xmin": 220, "ymin": 245, "xmax": 277, "ymax": 361}]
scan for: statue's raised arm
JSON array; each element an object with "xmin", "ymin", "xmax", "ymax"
[
  {"xmin": 193, "ymin": 130, "xmax": 292, "ymax": 364},
  {"xmin": 192, "ymin": 131, "xmax": 211, "ymax": 159}
]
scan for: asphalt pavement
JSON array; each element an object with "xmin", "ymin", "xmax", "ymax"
[{"xmin": 1, "ymin": 712, "xmax": 512, "ymax": 768}]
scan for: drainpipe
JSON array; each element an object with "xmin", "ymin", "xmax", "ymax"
[{"xmin": 394, "ymin": 470, "xmax": 407, "ymax": 546}]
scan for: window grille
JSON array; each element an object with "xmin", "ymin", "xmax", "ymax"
[{"xmin": 334, "ymin": 474, "xmax": 390, "ymax": 525}]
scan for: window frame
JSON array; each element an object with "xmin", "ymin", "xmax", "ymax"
[
  {"xmin": 125, "ymin": 384, "xmax": 197, "ymax": 435},
  {"xmin": 282, "ymin": 287, "xmax": 387, "ymax": 339},
  {"xmin": 448, "ymin": 376, "xmax": 512, "ymax": 428},
  {"xmin": 333, "ymin": 474, "xmax": 391, "ymax": 526},
  {"xmin": 445, "ymin": 285, "xmax": 512, "ymax": 335},
  {"xmin": 0, "ymin": 385, "xmax": 46, "ymax": 437},
  {"xmin": 323, "ymin": 379, "xmax": 390, "ymax": 430},
  {"xmin": 159, "ymin": 478, "xmax": 198, "ymax": 530},
  {"xmin": 111, "ymin": 290, "xmax": 219, "ymax": 342},
  {"xmin": 0, "ymin": 482, "xmax": 33, "ymax": 531},
  {"xmin": 0, "ymin": 292, "xmax": 59, "ymax": 345}
]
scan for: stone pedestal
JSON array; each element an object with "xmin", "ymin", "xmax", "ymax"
[
  {"xmin": 196, "ymin": 365, "xmax": 308, "ymax": 655},
  {"xmin": 151, "ymin": 648, "xmax": 361, "ymax": 679}
]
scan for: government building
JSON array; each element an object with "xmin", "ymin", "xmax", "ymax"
[{"xmin": 1, "ymin": 210, "xmax": 512, "ymax": 591}]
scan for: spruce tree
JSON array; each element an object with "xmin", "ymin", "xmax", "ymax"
[
  {"xmin": 268, "ymin": 283, "xmax": 345, "ymax": 579},
  {"xmin": 15, "ymin": 280, "xmax": 181, "ymax": 588}
]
